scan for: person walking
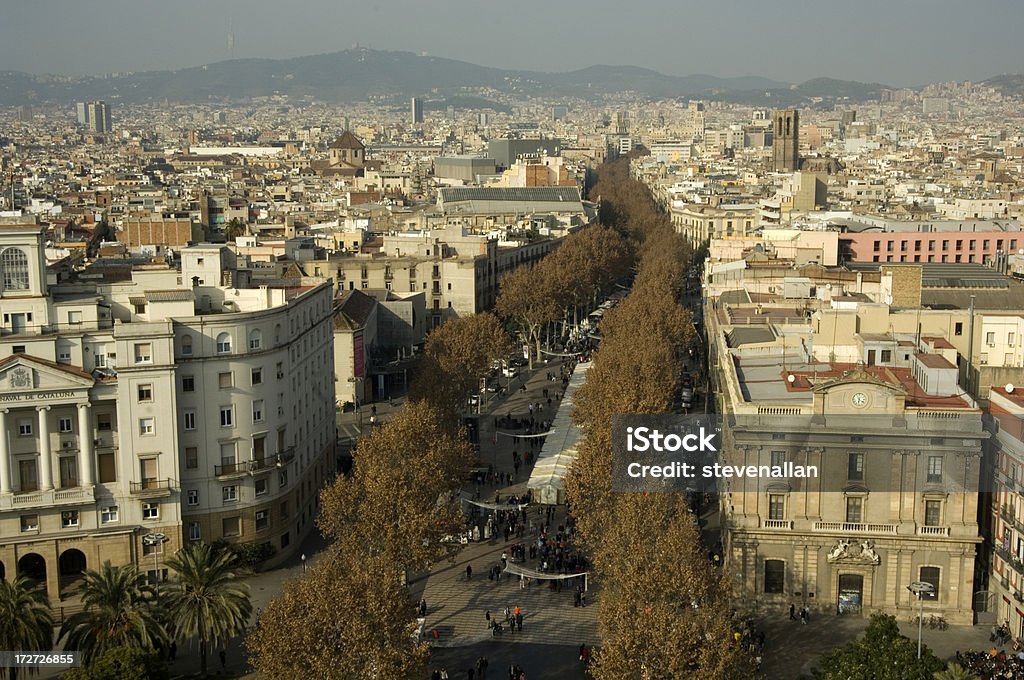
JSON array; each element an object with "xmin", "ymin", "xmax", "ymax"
[
  {"xmin": 219, "ymin": 648, "xmax": 227, "ymax": 670},
  {"xmin": 420, "ymin": 599, "xmax": 428, "ymax": 617},
  {"xmin": 485, "ymin": 610, "xmax": 491, "ymax": 628},
  {"xmin": 466, "ymin": 564, "xmax": 473, "ymax": 580},
  {"xmin": 477, "ymin": 656, "xmax": 489, "ymax": 680},
  {"xmin": 789, "ymin": 603, "xmax": 796, "ymax": 621}
]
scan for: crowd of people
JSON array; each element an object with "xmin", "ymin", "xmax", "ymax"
[{"xmin": 955, "ymin": 648, "xmax": 1024, "ymax": 678}]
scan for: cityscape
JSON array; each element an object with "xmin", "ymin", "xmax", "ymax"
[{"xmin": 3, "ymin": 3, "xmax": 1024, "ymax": 679}]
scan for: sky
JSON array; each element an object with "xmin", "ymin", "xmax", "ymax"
[{"xmin": 2, "ymin": 0, "xmax": 1022, "ymax": 87}]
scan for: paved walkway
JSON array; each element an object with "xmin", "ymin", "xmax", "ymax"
[{"xmin": 417, "ymin": 356, "xmax": 600, "ymax": 651}]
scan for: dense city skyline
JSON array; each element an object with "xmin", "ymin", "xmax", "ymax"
[{"xmin": 3, "ymin": 0, "xmax": 1023, "ymax": 86}]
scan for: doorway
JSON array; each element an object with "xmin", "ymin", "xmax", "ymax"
[{"xmin": 838, "ymin": 573, "xmax": 864, "ymax": 615}]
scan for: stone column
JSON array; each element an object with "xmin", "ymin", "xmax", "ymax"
[
  {"xmin": 77, "ymin": 403, "xmax": 94, "ymax": 486},
  {"xmin": 37, "ymin": 406, "xmax": 53, "ymax": 491},
  {"xmin": 0, "ymin": 409, "xmax": 11, "ymax": 494}
]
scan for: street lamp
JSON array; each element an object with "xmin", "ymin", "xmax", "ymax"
[
  {"xmin": 142, "ymin": 532, "xmax": 169, "ymax": 586},
  {"xmin": 907, "ymin": 581, "xmax": 935, "ymax": 659}
]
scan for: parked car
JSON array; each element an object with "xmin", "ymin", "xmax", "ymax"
[{"xmin": 503, "ymin": 366, "xmax": 519, "ymax": 379}]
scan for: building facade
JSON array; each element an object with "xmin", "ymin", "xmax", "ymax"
[{"xmin": 0, "ymin": 225, "xmax": 334, "ymax": 601}]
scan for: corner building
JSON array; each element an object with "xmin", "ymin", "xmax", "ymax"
[{"xmin": 0, "ymin": 224, "xmax": 335, "ymax": 602}]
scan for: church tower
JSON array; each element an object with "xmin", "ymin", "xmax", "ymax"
[{"xmin": 772, "ymin": 109, "xmax": 800, "ymax": 172}]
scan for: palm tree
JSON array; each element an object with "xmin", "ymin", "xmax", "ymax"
[
  {"xmin": 933, "ymin": 662, "xmax": 973, "ymax": 680},
  {"xmin": 58, "ymin": 561, "xmax": 166, "ymax": 666},
  {"xmin": 163, "ymin": 542, "xmax": 252, "ymax": 675},
  {"xmin": 0, "ymin": 577, "xmax": 54, "ymax": 680}
]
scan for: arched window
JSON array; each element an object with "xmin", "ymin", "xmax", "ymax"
[
  {"xmin": 216, "ymin": 332, "xmax": 232, "ymax": 354},
  {"xmin": 1, "ymin": 248, "xmax": 30, "ymax": 291},
  {"xmin": 180, "ymin": 334, "xmax": 193, "ymax": 356},
  {"xmin": 248, "ymin": 329, "xmax": 262, "ymax": 351}
]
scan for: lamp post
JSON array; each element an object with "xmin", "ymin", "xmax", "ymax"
[
  {"xmin": 142, "ymin": 532, "xmax": 169, "ymax": 587},
  {"xmin": 907, "ymin": 581, "xmax": 935, "ymax": 659}
]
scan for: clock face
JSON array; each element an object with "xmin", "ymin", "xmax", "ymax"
[{"xmin": 852, "ymin": 392, "xmax": 868, "ymax": 407}]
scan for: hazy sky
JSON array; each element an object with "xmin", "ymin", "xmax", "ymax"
[{"xmin": 3, "ymin": 0, "xmax": 1022, "ymax": 87}]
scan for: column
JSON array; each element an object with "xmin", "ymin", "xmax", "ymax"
[
  {"xmin": 77, "ymin": 403, "xmax": 94, "ymax": 487},
  {"xmin": 0, "ymin": 409, "xmax": 11, "ymax": 494},
  {"xmin": 37, "ymin": 406, "xmax": 53, "ymax": 491}
]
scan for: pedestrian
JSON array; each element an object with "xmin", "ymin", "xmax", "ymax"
[
  {"xmin": 789, "ymin": 603, "xmax": 796, "ymax": 621},
  {"xmin": 504, "ymin": 605, "xmax": 511, "ymax": 623},
  {"xmin": 477, "ymin": 656, "xmax": 489, "ymax": 680},
  {"xmin": 516, "ymin": 612, "xmax": 523, "ymax": 631},
  {"xmin": 468, "ymin": 669, "xmax": 475, "ymax": 680},
  {"xmin": 432, "ymin": 671, "xmax": 441, "ymax": 680},
  {"xmin": 219, "ymin": 648, "xmax": 226, "ymax": 670},
  {"xmin": 466, "ymin": 564, "xmax": 473, "ymax": 580},
  {"xmin": 800, "ymin": 608, "xmax": 809, "ymax": 625},
  {"xmin": 168, "ymin": 640, "xmax": 177, "ymax": 662},
  {"xmin": 440, "ymin": 669, "xmax": 449, "ymax": 680},
  {"xmin": 485, "ymin": 609, "xmax": 491, "ymax": 627},
  {"xmin": 420, "ymin": 599, "xmax": 428, "ymax": 617}
]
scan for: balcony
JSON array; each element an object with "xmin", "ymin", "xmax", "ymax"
[
  {"xmin": 917, "ymin": 526, "xmax": 950, "ymax": 537},
  {"xmin": 0, "ymin": 318, "xmax": 114, "ymax": 338},
  {"xmin": 812, "ymin": 521, "xmax": 899, "ymax": 535},
  {"xmin": 216, "ymin": 451, "xmax": 294, "ymax": 478},
  {"xmin": 0, "ymin": 486, "xmax": 96, "ymax": 510},
  {"xmin": 214, "ymin": 462, "xmax": 247, "ymax": 478},
  {"xmin": 129, "ymin": 478, "xmax": 174, "ymax": 497},
  {"xmin": 762, "ymin": 519, "xmax": 793, "ymax": 530},
  {"xmin": 995, "ymin": 545, "xmax": 1024, "ymax": 576}
]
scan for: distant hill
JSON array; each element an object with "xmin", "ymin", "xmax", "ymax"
[
  {"xmin": 983, "ymin": 74, "xmax": 1024, "ymax": 97},
  {"xmin": 0, "ymin": 48, "xmax": 899, "ymax": 107}
]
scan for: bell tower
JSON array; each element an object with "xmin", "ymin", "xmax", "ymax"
[{"xmin": 772, "ymin": 109, "xmax": 800, "ymax": 172}]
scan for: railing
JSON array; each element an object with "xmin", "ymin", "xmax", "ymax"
[
  {"xmin": 0, "ymin": 319, "xmax": 114, "ymax": 337},
  {"xmin": 763, "ymin": 519, "xmax": 793, "ymax": 530},
  {"xmin": 214, "ymin": 462, "xmax": 245, "ymax": 476},
  {"xmin": 129, "ymin": 478, "xmax": 173, "ymax": 494},
  {"xmin": 995, "ymin": 545, "xmax": 1024, "ymax": 576},
  {"xmin": 812, "ymin": 521, "xmax": 899, "ymax": 535},
  {"xmin": 757, "ymin": 406, "xmax": 803, "ymax": 416},
  {"xmin": 1, "ymin": 486, "xmax": 96, "ymax": 510},
  {"xmin": 217, "ymin": 451, "xmax": 294, "ymax": 477},
  {"xmin": 918, "ymin": 526, "xmax": 950, "ymax": 537}
]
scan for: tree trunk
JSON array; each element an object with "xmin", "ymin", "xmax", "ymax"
[{"xmin": 200, "ymin": 639, "xmax": 207, "ymax": 675}]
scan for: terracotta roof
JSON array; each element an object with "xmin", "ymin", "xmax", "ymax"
[
  {"xmin": 0, "ymin": 353, "xmax": 95, "ymax": 382},
  {"xmin": 328, "ymin": 131, "xmax": 365, "ymax": 150}
]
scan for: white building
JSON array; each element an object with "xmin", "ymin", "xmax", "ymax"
[{"xmin": 0, "ymin": 225, "xmax": 335, "ymax": 600}]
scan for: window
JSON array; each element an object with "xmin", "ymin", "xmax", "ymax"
[
  {"xmin": 251, "ymin": 367, "xmax": 263, "ymax": 385},
  {"xmin": 139, "ymin": 418, "xmax": 155, "ymax": 435},
  {"xmin": 848, "ymin": 453, "xmax": 864, "ymax": 481},
  {"xmin": 185, "ymin": 446, "xmax": 198, "ymax": 469},
  {"xmin": 223, "ymin": 516, "xmax": 241, "ymax": 537},
  {"xmin": 181, "ymin": 334, "xmax": 193, "ymax": 356},
  {"xmin": 764, "ymin": 559, "xmax": 785, "ymax": 594},
  {"xmin": 280, "ymin": 501, "xmax": 289, "ymax": 519},
  {"xmin": 101, "ymin": 505, "xmax": 119, "ymax": 523},
  {"xmin": 249, "ymin": 329, "xmax": 262, "ymax": 351},
  {"xmin": 97, "ymin": 413, "xmax": 112, "ymax": 431},
  {"xmin": 20, "ymin": 514, "xmax": 39, "ymax": 532},
  {"xmin": 220, "ymin": 406, "xmax": 234, "ymax": 427},
  {"xmin": 279, "ymin": 469, "xmax": 289, "ymax": 488},
  {"xmin": 768, "ymin": 494, "xmax": 786, "ymax": 520},
  {"xmin": 58, "ymin": 417, "xmax": 73, "ymax": 433},
  {"xmin": 216, "ymin": 332, "xmax": 232, "ymax": 354},
  {"xmin": 880, "ymin": 350, "xmax": 892, "ymax": 363},
  {"xmin": 183, "ymin": 411, "xmax": 196, "ymax": 431},
  {"xmin": 220, "ymin": 442, "xmax": 236, "ymax": 470},
  {"xmin": 918, "ymin": 567, "xmax": 939, "ymax": 600},
  {"xmin": 218, "ymin": 372, "xmax": 233, "ymax": 389},
  {"xmin": 925, "ymin": 500, "xmax": 942, "ymax": 526},
  {"xmin": 133, "ymin": 343, "xmax": 152, "ymax": 364},
  {"xmin": 59, "ymin": 457, "xmax": 78, "ymax": 488},
  {"xmin": 189, "ymin": 522, "xmax": 201, "ymax": 541},
  {"xmin": 986, "ymin": 332, "xmax": 996, "ymax": 345},
  {"xmin": 846, "ymin": 497, "xmax": 863, "ymax": 524},
  {"xmin": 256, "ymin": 510, "xmax": 269, "ymax": 531},
  {"xmin": 18, "ymin": 420, "xmax": 32, "ymax": 436},
  {"xmin": 770, "ymin": 451, "xmax": 785, "ymax": 467},
  {"xmin": 137, "ymin": 384, "xmax": 153, "ymax": 402},
  {"xmin": 61, "ymin": 511, "xmax": 80, "ymax": 528},
  {"xmin": 954, "ymin": 322, "xmax": 963, "ymax": 336},
  {"xmin": 187, "ymin": 490, "xmax": 199, "ymax": 506},
  {"xmin": 1, "ymin": 248, "xmax": 30, "ymax": 290},
  {"xmin": 255, "ymin": 478, "xmax": 268, "ymax": 496},
  {"xmin": 58, "ymin": 347, "xmax": 72, "ymax": 363},
  {"xmin": 252, "ymin": 400, "xmax": 264, "ymax": 423},
  {"xmin": 223, "ymin": 485, "xmax": 238, "ymax": 503},
  {"xmin": 182, "ymin": 375, "xmax": 195, "ymax": 392},
  {"xmin": 97, "ymin": 453, "xmax": 116, "ymax": 483},
  {"xmin": 281, "ymin": 532, "xmax": 290, "ymax": 548},
  {"xmin": 927, "ymin": 456, "xmax": 943, "ymax": 483}
]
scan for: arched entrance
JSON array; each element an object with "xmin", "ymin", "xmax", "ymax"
[
  {"xmin": 17, "ymin": 553, "xmax": 47, "ymax": 584},
  {"xmin": 58, "ymin": 549, "xmax": 87, "ymax": 593}
]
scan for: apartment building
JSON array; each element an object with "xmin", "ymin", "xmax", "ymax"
[{"xmin": 0, "ymin": 225, "xmax": 334, "ymax": 601}]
